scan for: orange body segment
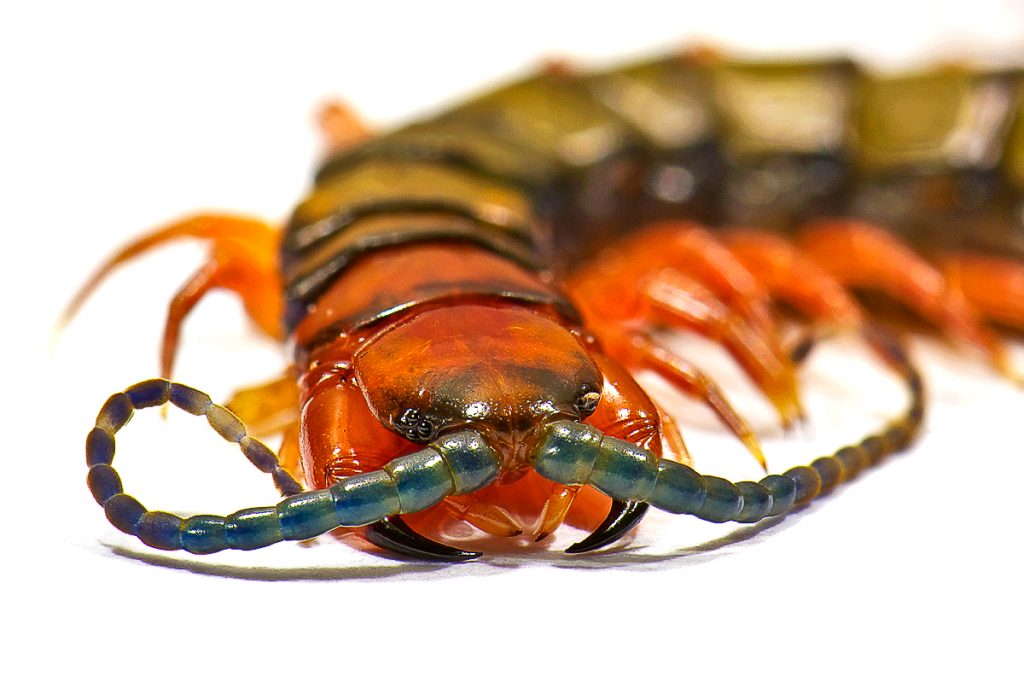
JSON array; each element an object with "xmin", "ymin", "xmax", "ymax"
[{"xmin": 293, "ymin": 242, "xmax": 565, "ymax": 350}]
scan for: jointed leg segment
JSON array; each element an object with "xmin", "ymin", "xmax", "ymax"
[
  {"xmin": 61, "ymin": 214, "xmax": 284, "ymax": 380},
  {"xmin": 799, "ymin": 219, "xmax": 1014, "ymax": 377}
]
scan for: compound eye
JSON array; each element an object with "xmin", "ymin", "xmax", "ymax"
[
  {"xmin": 393, "ymin": 408, "xmax": 436, "ymax": 442},
  {"xmin": 574, "ymin": 386, "xmax": 601, "ymax": 417}
]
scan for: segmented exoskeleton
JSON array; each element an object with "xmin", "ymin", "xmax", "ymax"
[{"xmin": 72, "ymin": 51, "xmax": 1023, "ymax": 561}]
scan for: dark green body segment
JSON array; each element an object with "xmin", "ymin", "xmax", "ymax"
[
  {"xmin": 283, "ymin": 55, "xmax": 1024, "ymax": 330},
  {"xmin": 280, "ymin": 159, "xmax": 555, "ymax": 327},
  {"xmin": 314, "ymin": 119, "xmax": 562, "ymax": 193}
]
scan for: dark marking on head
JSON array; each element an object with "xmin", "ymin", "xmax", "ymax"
[{"xmin": 353, "ymin": 304, "xmax": 603, "ymax": 462}]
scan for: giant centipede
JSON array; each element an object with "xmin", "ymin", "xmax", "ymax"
[{"xmin": 68, "ymin": 51, "xmax": 1022, "ymax": 561}]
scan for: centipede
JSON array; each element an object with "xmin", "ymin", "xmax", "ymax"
[{"xmin": 66, "ymin": 50, "xmax": 1023, "ymax": 562}]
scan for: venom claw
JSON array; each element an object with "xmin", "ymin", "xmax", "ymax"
[
  {"xmin": 565, "ymin": 500, "xmax": 649, "ymax": 554},
  {"xmin": 365, "ymin": 516, "xmax": 482, "ymax": 562}
]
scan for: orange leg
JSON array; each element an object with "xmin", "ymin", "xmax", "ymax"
[
  {"xmin": 318, "ymin": 100, "xmax": 371, "ymax": 152},
  {"xmin": 277, "ymin": 425, "xmax": 303, "ymax": 484},
  {"xmin": 225, "ymin": 374, "xmax": 300, "ymax": 439},
  {"xmin": 619, "ymin": 330, "xmax": 766, "ymax": 470},
  {"xmin": 534, "ymin": 485, "xmax": 583, "ymax": 542},
  {"xmin": 570, "ymin": 242, "xmax": 801, "ymax": 428},
  {"xmin": 944, "ymin": 253, "xmax": 1024, "ymax": 330},
  {"xmin": 799, "ymin": 219, "xmax": 1012, "ymax": 377},
  {"xmin": 658, "ymin": 409, "xmax": 692, "ymax": 467},
  {"xmin": 723, "ymin": 227, "xmax": 928, "ymax": 374},
  {"xmin": 61, "ymin": 214, "xmax": 283, "ymax": 380},
  {"xmin": 621, "ymin": 221, "xmax": 780, "ymax": 341},
  {"xmin": 438, "ymin": 498, "xmax": 523, "ymax": 538},
  {"xmin": 722, "ymin": 227, "xmax": 866, "ymax": 332},
  {"xmin": 640, "ymin": 270, "xmax": 803, "ymax": 427},
  {"xmin": 569, "ymin": 240, "xmax": 770, "ymax": 466}
]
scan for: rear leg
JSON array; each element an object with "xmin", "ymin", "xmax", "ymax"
[
  {"xmin": 62, "ymin": 214, "xmax": 284, "ymax": 380},
  {"xmin": 799, "ymin": 219, "xmax": 1014, "ymax": 378}
]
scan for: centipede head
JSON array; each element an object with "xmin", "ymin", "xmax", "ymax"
[{"xmin": 353, "ymin": 303, "xmax": 603, "ymax": 473}]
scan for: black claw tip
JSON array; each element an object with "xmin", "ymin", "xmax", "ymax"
[
  {"xmin": 565, "ymin": 500, "xmax": 649, "ymax": 554},
  {"xmin": 790, "ymin": 335, "xmax": 817, "ymax": 365},
  {"xmin": 365, "ymin": 516, "xmax": 481, "ymax": 562}
]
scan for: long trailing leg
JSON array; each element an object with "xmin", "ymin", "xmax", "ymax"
[
  {"xmin": 798, "ymin": 219, "xmax": 1014, "ymax": 377},
  {"xmin": 60, "ymin": 214, "xmax": 284, "ymax": 380}
]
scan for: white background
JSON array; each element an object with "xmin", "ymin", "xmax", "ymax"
[{"xmin": 3, "ymin": 1, "xmax": 1024, "ymax": 680}]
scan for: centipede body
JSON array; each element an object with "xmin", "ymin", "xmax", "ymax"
[
  {"xmin": 53, "ymin": 40, "xmax": 1024, "ymax": 563},
  {"xmin": 13, "ymin": 8, "xmax": 1024, "ymax": 681}
]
